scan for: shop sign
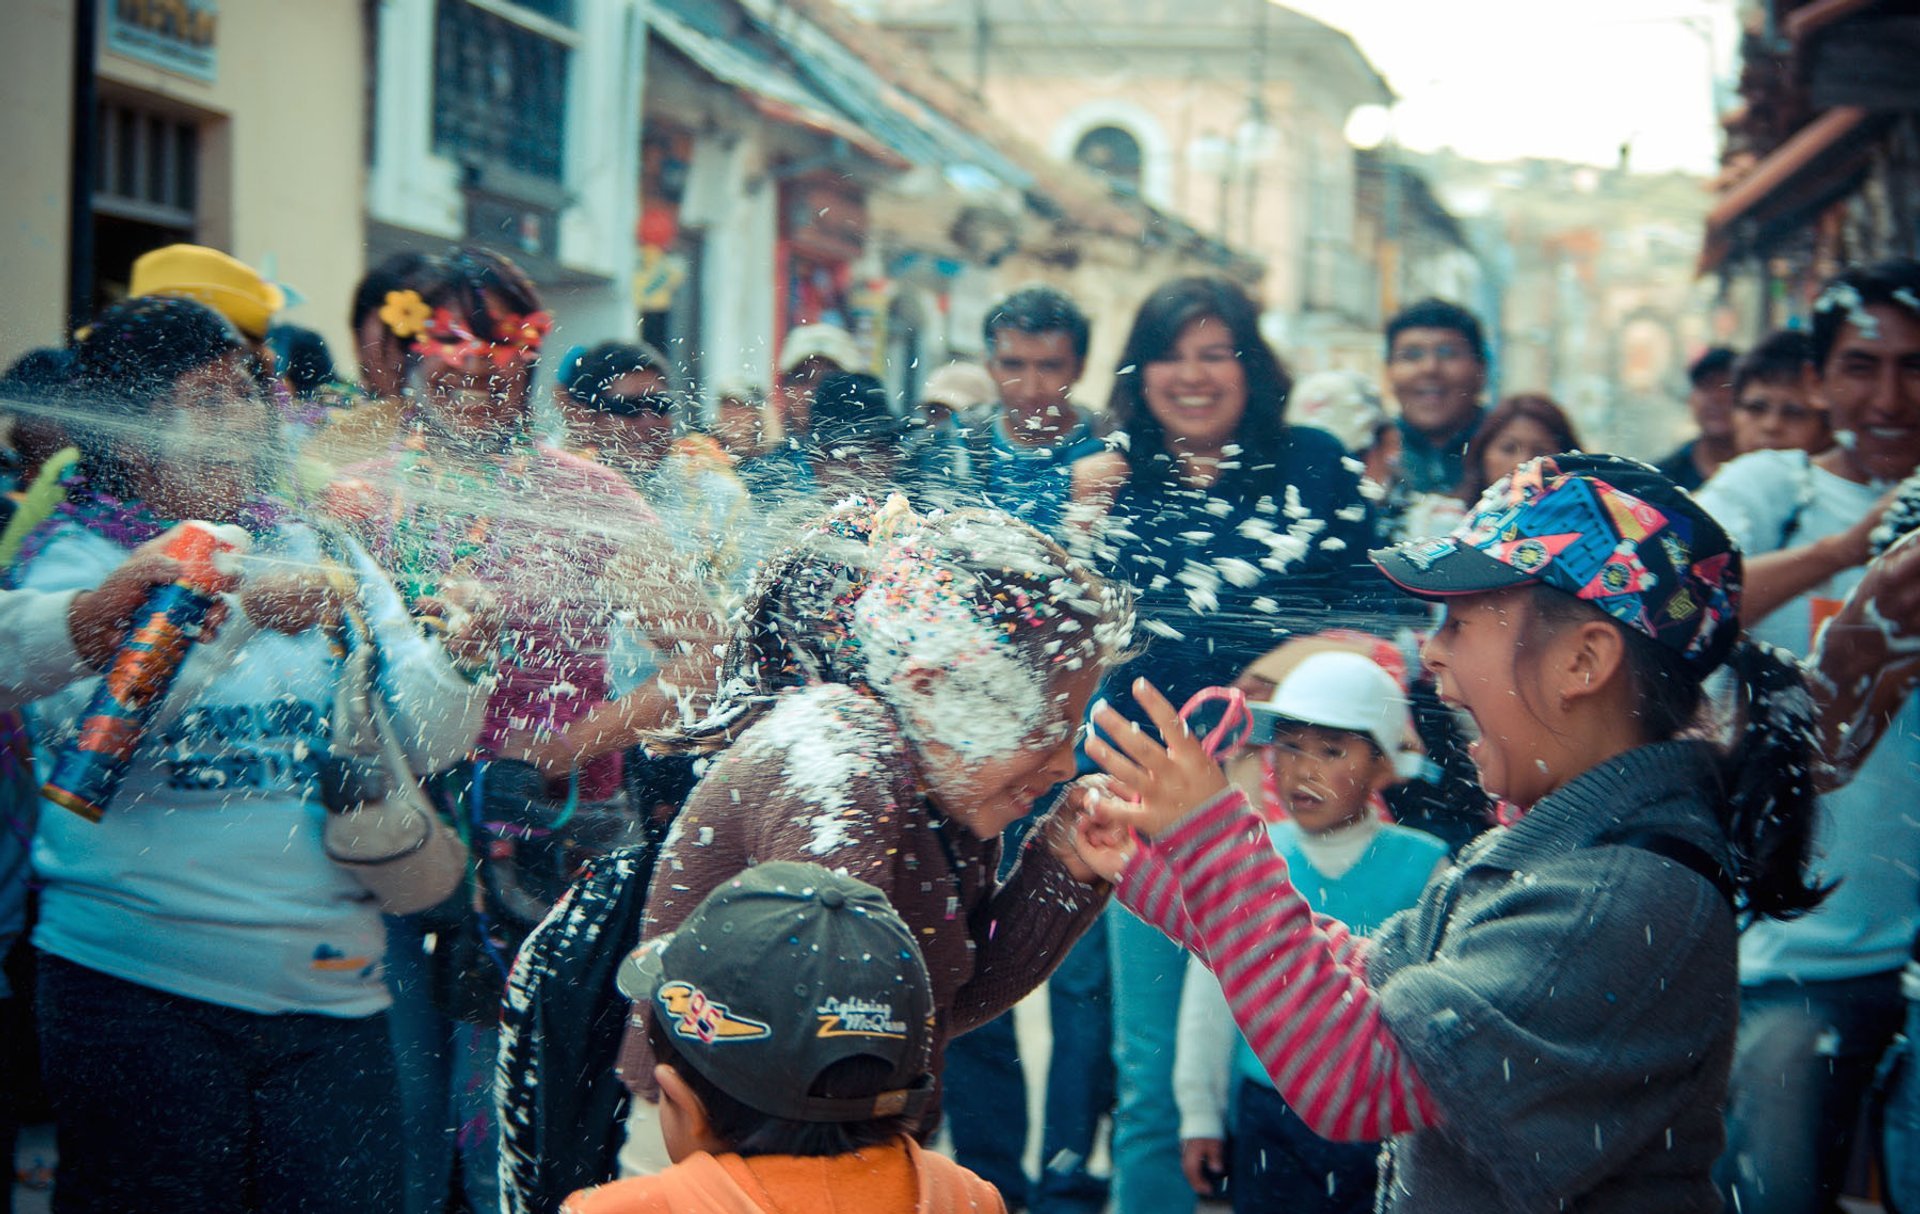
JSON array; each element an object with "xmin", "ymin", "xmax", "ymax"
[{"xmin": 105, "ymin": 0, "xmax": 220, "ymax": 83}]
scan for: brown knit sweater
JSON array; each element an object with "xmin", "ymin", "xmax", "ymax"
[{"xmin": 619, "ymin": 682, "xmax": 1108, "ymax": 1108}]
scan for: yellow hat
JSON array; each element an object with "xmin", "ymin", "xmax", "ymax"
[{"xmin": 129, "ymin": 244, "xmax": 285, "ymax": 339}]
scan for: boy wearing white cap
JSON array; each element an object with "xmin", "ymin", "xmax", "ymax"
[{"xmin": 1171, "ymin": 652, "xmax": 1448, "ymax": 1214}]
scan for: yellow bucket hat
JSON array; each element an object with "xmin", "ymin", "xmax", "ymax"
[{"xmin": 130, "ymin": 244, "xmax": 285, "ymax": 340}]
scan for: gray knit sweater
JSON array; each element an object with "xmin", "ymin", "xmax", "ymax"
[{"xmin": 1368, "ymin": 740, "xmax": 1739, "ymax": 1212}]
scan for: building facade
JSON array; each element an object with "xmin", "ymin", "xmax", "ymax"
[
  {"xmin": 860, "ymin": 0, "xmax": 1417, "ymax": 372},
  {"xmin": 1703, "ymin": 0, "xmax": 1920, "ymax": 338},
  {"xmin": 366, "ymin": 0, "xmax": 648, "ymax": 347},
  {"xmin": 1, "ymin": 0, "xmax": 367, "ymax": 365}
]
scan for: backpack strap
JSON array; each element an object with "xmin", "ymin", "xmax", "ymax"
[{"xmin": 1602, "ymin": 829, "xmax": 1735, "ymax": 910}]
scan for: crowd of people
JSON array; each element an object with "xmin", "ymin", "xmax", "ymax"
[{"xmin": 0, "ymin": 239, "xmax": 1917, "ymax": 1214}]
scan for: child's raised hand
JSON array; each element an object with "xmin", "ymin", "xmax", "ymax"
[{"xmin": 1085, "ymin": 678, "xmax": 1230, "ymax": 839}]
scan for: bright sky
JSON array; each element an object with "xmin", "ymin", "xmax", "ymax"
[{"xmin": 1281, "ymin": 0, "xmax": 1739, "ymax": 175}]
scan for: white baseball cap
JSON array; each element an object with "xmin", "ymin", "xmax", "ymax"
[
  {"xmin": 778, "ymin": 324, "xmax": 862, "ymax": 376},
  {"xmin": 1252, "ymin": 651, "xmax": 1416, "ymax": 774}
]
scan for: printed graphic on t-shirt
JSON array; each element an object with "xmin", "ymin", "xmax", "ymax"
[{"xmin": 156, "ymin": 695, "xmax": 328, "ymax": 792}]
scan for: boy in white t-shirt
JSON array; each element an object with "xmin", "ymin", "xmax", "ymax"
[
  {"xmin": 1695, "ymin": 257, "xmax": 1920, "ymax": 1214},
  {"xmin": 1172, "ymin": 652, "xmax": 1448, "ymax": 1213}
]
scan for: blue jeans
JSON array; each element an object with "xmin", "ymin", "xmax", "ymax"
[
  {"xmin": 1230, "ymin": 1077, "xmax": 1379, "ymax": 1214},
  {"xmin": 1883, "ymin": 962, "xmax": 1920, "ymax": 1214},
  {"xmin": 1107, "ymin": 902, "xmax": 1193, "ymax": 1214},
  {"xmin": 1717, "ymin": 969, "xmax": 1906, "ymax": 1214},
  {"xmin": 35, "ymin": 952, "xmax": 399, "ymax": 1214},
  {"xmin": 944, "ymin": 1011, "xmax": 1031, "ymax": 1203},
  {"xmin": 1033, "ymin": 913, "xmax": 1114, "ymax": 1214},
  {"xmin": 943, "ymin": 896, "xmax": 1115, "ymax": 1214},
  {"xmin": 386, "ymin": 914, "xmax": 501, "ymax": 1214}
]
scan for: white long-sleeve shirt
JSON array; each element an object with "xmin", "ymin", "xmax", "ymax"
[
  {"xmin": 0, "ymin": 588, "xmax": 88, "ymax": 712},
  {"xmin": 20, "ymin": 521, "xmax": 488, "ymax": 1014}
]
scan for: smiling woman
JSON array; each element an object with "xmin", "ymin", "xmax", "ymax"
[{"xmin": 1070, "ymin": 276, "xmax": 1399, "ymax": 1214}]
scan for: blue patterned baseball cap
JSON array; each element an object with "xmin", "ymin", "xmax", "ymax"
[{"xmin": 1371, "ymin": 454, "xmax": 1744, "ymax": 673}]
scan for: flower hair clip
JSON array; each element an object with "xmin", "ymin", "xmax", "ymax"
[{"xmin": 379, "ymin": 289, "xmax": 432, "ymax": 339}]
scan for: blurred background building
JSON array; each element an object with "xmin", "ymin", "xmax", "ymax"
[
  {"xmin": 8, "ymin": 0, "xmax": 1908, "ymax": 457},
  {"xmin": 1702, "ymin": 0, "xmax": 1920, "ymax": 339}
]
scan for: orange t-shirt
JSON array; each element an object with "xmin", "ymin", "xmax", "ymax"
[{"xmin": 562, "ymin": 1137, "xmax": 1005, "ymax": 1214}]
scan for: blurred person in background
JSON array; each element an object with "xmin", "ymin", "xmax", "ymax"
[
  {"xmin": 1456, "ymin": 394, "xmax": 1582, "ymax": 503},
  {"xmin": 1382, "ymin": 299, "xmax": 1490, "ymax": 496},
  {"xmin": 738, "ymin": 323, "xmax": 862, "ymax": 501},
  {"xmin": 297, "ymin": 252, "xmax": 441, "ymax": 496},
  {"xmin": 709, "ymin": 379, "xmax": 771, "ymax": 461},
  {"xmin": 1730, "ymin": 330, "xmax": 1831, "ymax": 458},
  {"xmin": 802, "ymin": 372, "xmax": 913, "ymax": 497},
  {"xmin": 555, "ymin": 341, "xmax": 752, "ymax": 601},
  {"xmin": 907, "ymin": 359, "xmax": 998, "ymax": 495},
  {"xmin": 1656, "ymin": 346, "xmax": 1739, "ymax": 492},
  {"xmin": 554, "ymin": 342, "xmax": 678, "ymax": 483},
  {"xmin": 1696, "ymin": 259, "xmax": 1920, "ymax": 1214}
]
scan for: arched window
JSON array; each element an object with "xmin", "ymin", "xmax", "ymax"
[{"xmin": 1073, "ymin": 125, "xmax": 1144, "ymax": 193}]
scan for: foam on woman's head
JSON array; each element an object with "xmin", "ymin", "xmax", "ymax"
[{"xmin": 654, "ymin": 498, "xmax": 1134, "ymax": 755}]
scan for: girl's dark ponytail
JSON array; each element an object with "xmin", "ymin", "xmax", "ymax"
[
  {"xmin": 1531, "ymin": 585, "xmax": 1829, "ymax": 923},
  {"xmin": 647, "ymin": 505, "xmax": 876, "ymax": 755},
  {"xmin": 1719, "ymin": 638, "xmax": 1832, "ymax": 922}
]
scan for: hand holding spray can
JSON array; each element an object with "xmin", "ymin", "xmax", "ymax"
[{"xmin": 41, "ymin": 522, "xmax": 251, "ymax": 822}]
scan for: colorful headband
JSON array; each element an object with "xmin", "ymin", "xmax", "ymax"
[{"xmin": 416, "ymin": 306, "xmax": 553, "ymax": 367}]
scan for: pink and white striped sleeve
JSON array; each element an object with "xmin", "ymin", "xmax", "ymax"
[{"xmin": 1115, "ymin": 788, "xmax": 1439, "ymax": 1140}]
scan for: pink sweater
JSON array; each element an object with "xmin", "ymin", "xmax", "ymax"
[{"xmin": 1117, "ymin": 787, "xmax": 1440, "ymax": 1139}]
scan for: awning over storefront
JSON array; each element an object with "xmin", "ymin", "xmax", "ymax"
[
  {"xmin": 647, "ymin": 3, "xmax": 905, "ymax": 170},
  {"xmin": 1699, "ymin": 105, "xmax": 1886, "ymax": 272}
]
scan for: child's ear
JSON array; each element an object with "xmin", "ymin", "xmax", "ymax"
[
  {"xmin": 1367, "ymin": 752, "xmax": 1400, "ymax": 797},
  {"xmin": 1562, "ymin": 618, "xmax": 1627, "ymax": 706},
  {"xmin": 655, "ymin": 1063, "xmax": 726, "ymax": 1160}
]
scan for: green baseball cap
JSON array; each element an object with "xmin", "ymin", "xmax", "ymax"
[{"xmin": 618, "ymin": 861, "xmax": 936, "ymax": 1124}]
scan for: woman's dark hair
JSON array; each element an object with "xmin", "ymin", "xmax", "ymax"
[
  {"xmin": 419, "ymin": 245, "xmax": 544, "ymax": 344},
  {"xmin": 266, "ymin": 324, "xmax": 338, "ymax": 398},
  {"xmin": 647, "ymin": 1010, "xmax": 913, "ymax": 1157},
  {"xmin": 349, "ymin": 251, "xmax": 436, "ymax": 332},
  {"xmin": 564, "ymin": 341, "xmax": 673, "ymax": 405},
  {"xmin": 1105, "ymin": 276, "xmax": 1292, "ymax": 496},
  {"xmin": 1526, "ymin": 586, "xmax": 1828, "ymax": 922},
  {"xmin": 1457, "ymin": 394, "xmax": 1582, "ymax": 502},
  {"xmin": 1809, "ymin": 258, "xmax": 1920, "ymax": 371},
  {"xmin": 652, "ymin": 501, "xmax": 1137, "ymax": 754}
]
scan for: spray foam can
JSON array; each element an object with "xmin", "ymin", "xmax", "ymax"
[{"xmin": 41, "ymin": 522, "xmax": 250, "ymax": 822}]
